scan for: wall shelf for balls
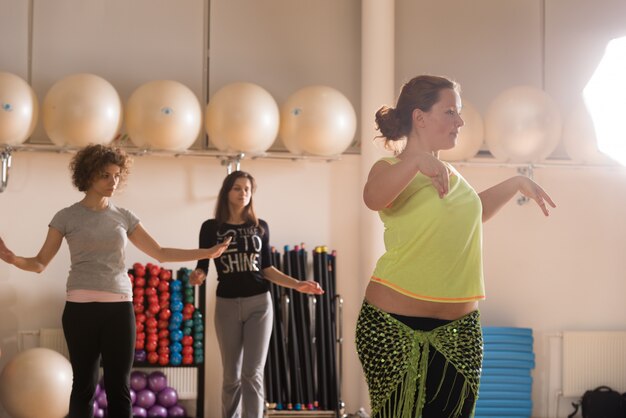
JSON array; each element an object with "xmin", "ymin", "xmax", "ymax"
[
  {"xmin": 0, "ymin": 143, "xmax": 342, "ymax": 193},
  {"xmin": 129, "ymin": 264, "xmax": 207, "ymax": 417},
  {"xmin": 451, "ymin": 152, "xmax": 622, "ymax": 206},
  {"xmin": 451, "ymin": 152, "xmax": 622, "ymax": 171},
  {"xmin": 4, "ymin": 142, "xmax": 343, "ymax": 161}
]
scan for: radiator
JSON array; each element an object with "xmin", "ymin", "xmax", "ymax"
[
  {"xmin": 22, "ymin": 328, "xmax": 198, "ymax": 399},
  {"xmin": 562, "ymin": 331, "xmax": 626, "ymax": 397},
  {"xmin": 40, "ymin": 328, "xmax": 69, "ymax": 358}
]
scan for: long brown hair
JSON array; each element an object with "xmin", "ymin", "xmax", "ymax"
[{"xmin": 215, "ymin": 171, "xmax": 261, "ymax": 230}]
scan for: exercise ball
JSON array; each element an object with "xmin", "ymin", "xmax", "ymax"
[
  {"xmin": 130, "ymin": 371, "xmax": 148, "ymax": 391},
  {"xmin": 147, "ymin": 405, "xmax": 168, "ymax": 417},
  {"xmin": 168, "ymin": 405, "xmax": 187, "ymax": 417},
  {"xmin": 279, "ymin": 86, "xmax": 356, "ymax": 156},
  {"xmin": 205, "ymin": 82, "xmax": 279, "ymax": 153},
  {"xmin": 484, "ymin": 86, "xmax": 562, "ymax": 162},
  {"xmin": 0, "ymin": 72, "xmax": 38, "ymax": 146},
  {"xmin": 43, "ymin": 73, "xmax": 122, "ymax": 147},
  {"xmin": 156, "ymin": 386, "xmax": 178, "ymax": 407},
  {"xmin": 0, "ymin": 347, "xmax": 72, "ymax": 418},
  {"xmin": 147, "ymin": 371, "xmax": 167, "ymax": 393},
  {"xmin": 126, "ymin": 80, "xmax": 202, "ymax": 151},
  {"xmin": 563, "ymin": 99, "xmax": 612, "ymax": 164},
  {"xmin": 439, "ymin": 100, "xmax": 484, "ymax": 161},
  {"xmin": 135, "ymin": 388, "xmax": 156, "ymax": 409},
  {"xmin": 132, "ymin": 406, "xmax": 148, "ymax": 418},
  {"xmin": 95, "ymin": 389, "xmax": 107, "ymax": 408}
]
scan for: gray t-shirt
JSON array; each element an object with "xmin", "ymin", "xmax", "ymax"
[{"xmin": 49, "ymin": 202, "xmax": 140, "ymax": 297}]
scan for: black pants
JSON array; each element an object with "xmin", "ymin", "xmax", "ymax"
[
  {"xmin": 382, "ymin": 313, "xmax": 477, "ymax": 418},
  {"xmin": 62, "ymin": 302, "xmax": 136, "ymax": 418}
]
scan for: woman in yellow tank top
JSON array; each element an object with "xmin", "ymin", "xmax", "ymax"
[{"xmin": 356, "ymin": 75, "xmax": 556, "ymax": 418}]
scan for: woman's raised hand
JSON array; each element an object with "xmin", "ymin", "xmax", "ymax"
[
  {"xmin": 518, "ymin": 176, "xmax": 556, "ymax": 216},
  {"xmin": 206, "ymin": 236, "xmax": 232, "ymax": 259},
  {"xmin": 416, "ymin": 152, "xmax": 450, "ymax": 198}
]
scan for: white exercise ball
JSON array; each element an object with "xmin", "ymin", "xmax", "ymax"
[
  {"xmin": 0, "ymin": 72, "xmax": 38, "ymax": 146},
  {"xmin": 43, "ymin": 73, "xmax": 122, "ymax": 147},
  {"xmin": 563, "ymin": 99, "xmax": 612, "ymax": 164},
  {"xmin": 205, "ymin": 82, "xmax": 279, "ymax": 153},
  {"xmin": 126, "ymin": 80, "xmax": 202, "ymax": 151},
  {"xmin": 484, "ymin": 86, "xmax": 562, "ymax": 163},
  {"xmin": 439, "ymin": 100, "xmax": 484, "ymax": 161},
  {"xmin": 0, "ymin": 348, "xmax": 73, "ymax": 418},
  {"xmin": 279, "ymin": 85, "xmax": 357, "ymax": 156}
]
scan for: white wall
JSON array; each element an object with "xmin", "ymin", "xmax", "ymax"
[
  {"xmin": 394, "ymin": 1, "xmax": 626, "ymax": 416},
  {"xmin": 2, "ymin": 1, "xmax": 626, "ymax": 417},
  {"xmin": 459, "ymin": 164, "xmax": 626, "ymax": 418},
  {"xmin": 208, "ymin": 0, "xmax": 361, "ymax": 151},
  {"xmin": 0, "ymin": 152, "xmax": 362, "ymax": 418}
]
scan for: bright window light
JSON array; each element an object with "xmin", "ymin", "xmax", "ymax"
[{"xmin": 583, "ymin": 36, "xmax": 626, "ymax": 165}]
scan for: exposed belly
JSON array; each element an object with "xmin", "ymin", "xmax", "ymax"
[{"xmin": 364, "ymin": 280, "xmax": 478, "ymax": 320}]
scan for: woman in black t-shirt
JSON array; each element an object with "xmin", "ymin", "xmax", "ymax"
[{"xmin": 191, "ymin": 170, "xmax": 323, "ymax": 418}]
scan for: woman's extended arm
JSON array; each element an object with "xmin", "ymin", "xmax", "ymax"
[
  {"xmin": 129, "ymin": 223, "xmax": 231, "ymax": 263},
  {"xmin": 479, "ymin": 175, "xmax": 556, "ymax": 222},
  {"xmin": 0, "ymin": 227, "xmax": 63, "ymax": 273},
  {"xmin": 262, "ymin": 266, "xmax": 324, "ymax": 294},
  {"xmin": 363, "ymin": 152, "xmax": 450, "ymax": 211}
]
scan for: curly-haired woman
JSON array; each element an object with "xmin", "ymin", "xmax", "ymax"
[{"xmin": 0, "ymin": 144, "xmax": 230, "ymax": 418}]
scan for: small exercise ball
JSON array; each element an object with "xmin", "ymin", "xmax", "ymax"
[
  {"xmin": 0, "ymin": 72, "xmax": 38, "ymax": 146},
  {"xmin": 147, "ymin": 371, "xmax": 167, "ymax": 393},
  {"xmin": 484, "ymin": 86, "xmax": 562, "ymax": 162},
  {"xmin": 439, "ymin": 100, "xmax": 484, "ymax": 161},
  {"xmin": 205, "ymin": 82, "xmax": 279, "ymax": 153},
  {"xmin": 126, "ymin": 80, "xmax": 202, "ymax": 151},
  {"xmin": 563, "ymin": 99, "xmax": 612, "ymax": 164},
  {"xmin": 157, "ymin": 386, "xmax": 178, "ymax": 407},
  {"xmin": 43, "ymin": 73, "xmax": 122, "ymax": 147},
  {"xmin": 279, "ymin": 85, "xmax": 357, "ymax": 156},
  {"xmin": 0, "ymin": 347, "xmax": 73, "ymax": 418}
]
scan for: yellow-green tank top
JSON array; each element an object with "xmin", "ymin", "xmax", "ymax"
[{"xmin": 371, "ymin": 157, "xmax": 485, "ymax": 303}]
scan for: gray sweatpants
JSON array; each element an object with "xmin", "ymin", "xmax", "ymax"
[{"xmin": 215, "ymin": 292, "xmax": 273, "ymax": 418}]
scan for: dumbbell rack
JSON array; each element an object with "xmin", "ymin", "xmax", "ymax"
[{"xmin": 130, "ymin": 265, "xmax": 207, "ymax": 417}]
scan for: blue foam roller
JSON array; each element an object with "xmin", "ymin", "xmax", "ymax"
[
  {"xmin": 481, "ymin": 367, "xmax": 532, "ymax": 377},
  {"xmin": 483, "ymin": 343, "xmax": 533, "ymax": 353},
  {"xmin": 483, "ymin": 351, "xmax": 535, "ymax": 362},
  {"xmin": 479, "ymin": 382, "xmax": 531, "ymax": 393},
  {"xmin": 477, "ymin": 390, "xmax": 531, "ymax": 400},
  {"xmin": 482, "ymin": 359, "xmax": 535, "ymax": 369},
  {"xmin": 477, "ymin": 399, "xmax": 532, "ymax": 408},
  {"xmin": 475, "ymin": 414, "xmax": 529, "ymax": 418},
  {"xmin": 480, "ymin": 374, "xmax": 532, "ymax": 385},
  {"xmin": 483, "ymin": 335, "xmax": 533, "ymax": 346},
  {"xmin": 475, "ymin": 406, "xmax": 532, "ymax": 416},
  {"xmin": 482, "ymin": 327, "xmax": 532, "ymax": 337}
]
